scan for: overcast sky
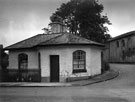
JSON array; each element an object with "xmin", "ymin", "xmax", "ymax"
[{"xmin": 0, "ymin": 0, "xmax": 135, "ymax": 47}]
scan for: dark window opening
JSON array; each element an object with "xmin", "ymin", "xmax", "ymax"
[
  {"xmin": 116, "ymin": 41, "xmax": 119, "ymax": 47},
  {"xmin": 129, "ymin": 48, "xmax": 131, "ymax": 56},
  {"xmin": 122, "ymin": 50, "xmax": 125, "ymax": 61},
  {"xmin": 121, "ymin": 40, "xmax": 125, "ymax": 47}
]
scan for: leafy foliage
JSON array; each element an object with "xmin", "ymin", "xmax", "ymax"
[{"xmin": 50, "ymin": 0, "xmax": 111, "ymax": 43}]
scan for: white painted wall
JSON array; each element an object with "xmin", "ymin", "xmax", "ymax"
[
  {"xmin": 8, "ymin": 45, "xmax": 102, "ymax": 82},
  {"xmin": 8, "ymin": 50, "xmax": 38, "ymax": 69},
  {"xmin": 39, "ymin": 45, "xmax": 102, "ymax": 81},
  {"xmin": 90, "ymin": 47, "xmax": 102, "ymax": 76}
]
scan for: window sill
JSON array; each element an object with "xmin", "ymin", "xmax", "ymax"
[{"xmin": 73, "ymin": 69, "xmax": 87, "ymax": 73}]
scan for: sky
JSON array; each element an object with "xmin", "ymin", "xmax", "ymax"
[{"xmin": 0, "ymin": 0, "xmax": 135, "ymax": 47}]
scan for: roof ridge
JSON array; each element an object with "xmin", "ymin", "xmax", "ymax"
[
  {"xmin": 71, "ymin": 33, "xmax": 94, "ymax": 42},
  {"xmin": 71, "ymin": 33, "xmax": 104, "ymax": 45},
  {"xmin": 37, "ymin": 33, "xmax": 64, "ymax": 45}
]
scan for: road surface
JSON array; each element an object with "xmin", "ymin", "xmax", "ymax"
[{"xmin": 0, "ymin": 64, "xmax": 135, "ymax": 102}]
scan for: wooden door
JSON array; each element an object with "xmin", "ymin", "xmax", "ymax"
[{"xmin": 50, "ymin": 55, "xmax": 59, "ymax": 82}]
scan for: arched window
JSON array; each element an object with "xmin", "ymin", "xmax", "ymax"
[
  {"xmin": 18, "ymin": 53, "xmax": 28, "ymax": 70},
  {"xmin": 73, "ymin": 50, "xmax": 86, "ymax": 73}
]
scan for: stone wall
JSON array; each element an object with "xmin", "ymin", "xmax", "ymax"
[{"xmin": 109, "ymin": 34, "xmax": 135, "ymax": 63}]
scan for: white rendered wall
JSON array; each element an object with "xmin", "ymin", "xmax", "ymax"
[
  {"xmin": 90, "ymin": 47, "xmax": 102, "ymax": 76},
  {"xmin": 8, "ymin": 45, "xmax": 102, "ymax": 82},
  {"xmin": 39, "ymin": 45, "xmax": 102, "ymax": 81},
  {"xmin": 8, "ymin": 50, "xmax": 38, "ymax": 69}
]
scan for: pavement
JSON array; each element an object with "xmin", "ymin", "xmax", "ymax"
[{"xmin": 0, "ymin": 69, "xmax": 119, "ymax": 87}]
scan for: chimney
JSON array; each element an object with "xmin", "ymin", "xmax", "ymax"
[{"xmin": 49, "ymin": 22, "xmax": 67, "ymax": 34}]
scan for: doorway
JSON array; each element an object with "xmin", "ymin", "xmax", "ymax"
[{"xmin": 50, "ymin": 55, "xmax": 59, "ymax": 82}]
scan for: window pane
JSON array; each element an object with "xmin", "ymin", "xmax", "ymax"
[
  {"xmin": 73, "ymin": 65, "xmax": 78, "ymax": 69},
  {"xmin": 79, "ymin": 60, "xmax": 84, "ymax": 64},
  {"xmin": 79, "ymin": 65, "xmax": 85, "ymax": 69},
  {"xmin": 82, "ymin": 53, "xmax": 85, "ymax": 59},
  {"xmin": 78, "ymin": 55, "xmax": 81, "ymax": 60},
  {"xmin": 73, "ymin": 54, "xmax": 77, "ymax": 59},
  {"xmin": 73, "ymin": 60, "xmax": 78, "ymax": 64},
  {"xmin": 20, "ymin": 64, "xmax": 24, "ymax": 69}
]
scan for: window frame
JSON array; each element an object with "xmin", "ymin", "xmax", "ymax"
[
  {"xmin": 18, "ymin": 53, "xmax": 28, "ymax": 70},
  {"xmin": 72, "ymin": 50, "xmax": 86, "ymax": 73}
]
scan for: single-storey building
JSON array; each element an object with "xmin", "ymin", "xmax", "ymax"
[{"xmin": 4, "ymin": 22, "xmax": 104, "ymax": 82}]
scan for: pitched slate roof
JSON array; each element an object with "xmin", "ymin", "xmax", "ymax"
[
  {"xmin": 39, "ymin": 33, "xmax": 103, "ymax": 46},
  {"xmin": 5, "ymin": 34, "xmax": 61, "ymax": 50},
  {"xmin": 5, "ymin": 33, "xmax": 104, "ymax": 50},
  {"xmin": 109, "ymin": 30, "xmax": 135, "ymax": 42}
]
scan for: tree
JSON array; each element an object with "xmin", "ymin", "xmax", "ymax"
[{"xmin": 50, "ymin": 0, "xmax": 111, "ymax": 43}]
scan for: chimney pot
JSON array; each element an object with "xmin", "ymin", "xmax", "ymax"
[{"xmin": 49, "ymin": 22, "xmax": 67, "ymax": 34}]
